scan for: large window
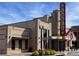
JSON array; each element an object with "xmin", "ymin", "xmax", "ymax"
[
  {"xmin": 74, "ymin": 32, "xmax": 77, "ymax": 36},
  {"xmin": 25, "ymin": 39, "xmax": 28, "ymax": 49},
  {"xmin": 43, "ymin": 40, "xmax": 47, "ymax": 49},
  {"xmin": 43, "ymin": 29, "xmax": 47, "ymax": 38},
  {"xmin": 19, "ymin": 40, "xmax": 22, "ymax": 49},
  {"xmin": 74, "ymin": 32, "xmax": 77, "ymax": 38},
  {"xmin": 11, "ymin": 40, "xmax": 15, "ymax": 50}
]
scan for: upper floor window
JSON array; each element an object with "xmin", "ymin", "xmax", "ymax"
[{"xmin": 43, "ymin": 29, "xmax": 47, "ymax": 38}]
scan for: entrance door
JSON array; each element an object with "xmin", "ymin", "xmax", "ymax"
[
  {"xmin": 11, "ymin": 40, "xmax": 15, "ymax": 50},
  {"xmin": 25, "ymin": 40, "xmax": 28, "ymax": 50}
]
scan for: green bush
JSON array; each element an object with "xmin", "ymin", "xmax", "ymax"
[
  {"xmin": 50, "ymin": 50, "xmax": 54, "ymax": 55},
  {"xmin": 45, "ymin": 50, "xmax": 50, "ymax": 55},
  {"xmin": 50, "ymin": 50, "xmax": 56, "ymax": 55},
  {"xmin": 38, "ymin": 50, "xmax": 45, "ymax": 55},
  {"xmin": 32, "ymin": 50, "xmax": 57, "ymax": 56},
  {"xmin": 38, "ymin": 50, "xmax": 42, "ymax": 55},
  {"xmin": 42, "ymin": 50, "xmax": 45, "ymax": 55},
  {"xmin": 32, "ymin": 51, "xmax": 39, "ymax": 56},
  {"xmin": 52, "ymin": 50, "xmax": 57, "ymax": 54}
]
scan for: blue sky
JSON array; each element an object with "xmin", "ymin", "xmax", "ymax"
[{"xmin": 0, "ymin": 2, "xmax": 79, "ymax": 28}]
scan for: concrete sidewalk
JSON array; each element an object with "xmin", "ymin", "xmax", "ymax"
[
  {"xmin": 55, "ymin": 51, "xmax": 69, "ymax": 56},
  {"xmin": 0, "ymin": 52, "xmax": 32, "ymax": 56}
]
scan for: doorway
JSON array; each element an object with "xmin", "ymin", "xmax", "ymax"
[
  {"xmin": 11, "ymin": 38, "xmax": 29, "ymax": 51},
  {"xmin": 19, "ymin": 40, "xmax": 22, "ymax": 49},
  {"xmin": 25, "ymin": 39, "xmax": 28, "ymax": 50},
  {"xmin": 11, "ymin": 40, "xmax": 15, "ymax": 50}
]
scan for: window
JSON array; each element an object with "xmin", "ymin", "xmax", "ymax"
[
  {"xmin": 25, "ymin": 40, "xmax": 28, "ymax": 49},
  {"xmin": 19, "ymin": 40, "xmax": 22, "ymax": 49},
  {"xmin": 48, "ymin": 30, "xmax": 49, "ymax": 37},
  {"xmin": 43, "ymin": 40, "xmax": 47, "ymax": 49},
  {"xmin": 11, "ymin": 40, "xmax": 15, "ymax": 50},
  {"xmin": 74, "ymin": 32, "xmax": 77, "ymax": 36},
  {"xmin": 43, "ymin": 29, "xmax": 47, "ymax": 38}
]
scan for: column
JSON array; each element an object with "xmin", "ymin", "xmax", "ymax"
[
  {"xmin": 65, "ymin": 40, "xmax": 68, "ymax": 51},
  {"xmin": 22, "ymin": 40, "xmax": 25, "ymax": 50},
  {"xmin": 42, "ymin": 29, "xmax": 44, "ymax": 50},
  {"xmin": 47, "ymin": 30, "xmax": 48, "ymax": 49},
  {"xmin": 15, "ymin": 40, "xmax": 19, "ymax": 50}
]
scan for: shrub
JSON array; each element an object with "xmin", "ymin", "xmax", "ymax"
[
  {"xmin": 52, "ymin": 50, "xmax": 57, "ymax": 54},
  {"xmin": 38, "ymin": 50, "xmax": 45, "ymax": 55},
  {"xmin": 42, "ymin": 50, "xmax": 45, "ymax": 55},
  {"xmin": 32, "ymin": 50, "xmax": 57, "ymax": 56},
  {"xmin": 38, "ymin": 50, "xmax": 42, "ymax": 55},
  {"xmin": 45, "ymin": 50, "xmax": 50, "ymax": 55},
  {"xmin": 32, "ymin": 51, "xmax": 39, "ymax": 56},
  {"xmin": 50, "ymin": 50, "xmax": 54, "ymax": 55}
]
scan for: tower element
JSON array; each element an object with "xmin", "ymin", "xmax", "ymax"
[{"xmin": 60, "ymin": 2, "xmax": 66, "ymax": 36}]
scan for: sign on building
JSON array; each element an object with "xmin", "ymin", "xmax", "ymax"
[{"xmin": 50, "ymin": 36, "xmax": 63, "ymax": 39}]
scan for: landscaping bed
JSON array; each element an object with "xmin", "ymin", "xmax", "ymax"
[{"xmin": 32, "ymin": 50, "xmax": 57, "ymax": 56}]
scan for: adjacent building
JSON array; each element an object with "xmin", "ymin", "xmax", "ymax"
[{"xmin": 71, "ymin": 26, "xmax": 79, "ymax": 49}]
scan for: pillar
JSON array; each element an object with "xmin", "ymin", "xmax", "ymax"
[
  {"xmin": 65, "ymin": 40, "xmax": 68, "ymax": 50},
  {"xmin": 15, "ymin": 40, "xmax": 19, "ymax": 50},
  {"xmin": 42, "ymin": 29, "xmax": 44, "ymax": 50},
  {"xmin": 22, "ymin": 40, "xmax": 25, "ymax": 50},
  {"xmin": 47, "ymin": 30, "xmax": 48, "ymax": 49}
]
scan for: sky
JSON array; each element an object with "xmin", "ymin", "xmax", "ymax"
[{"xmin": 0, "ymin": 2, "xmax": 79, "ymax": 28}]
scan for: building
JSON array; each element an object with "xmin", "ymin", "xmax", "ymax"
[
  {"xmin": 71, "ymin": 26, "xmax": 79, "ymax": 49},
  {"xmin": 65, "ymin": 28, "xmax": 76, "ymax": 50},
  {"xmin": 0, "ymin": 25, "xmax": 31, "ymax": 54},
  {"xmin": 49, "ymin": 10, "xmax": 65, "ymax": 51},
  {"xmin": 50, "ymin": 10, "xmax": 60, "ymax": 36},
  {"xmin": 0, "ymin": 2, "xmax": 76, "ymax": 55},
  {"xmin": 0, "ymin": 18, "xmax": 52, "ymax": 54},
  {"xmin": 50, "ymin": 28, "xmax": 76, "ymax": 51}
]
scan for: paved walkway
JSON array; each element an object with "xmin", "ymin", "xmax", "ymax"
[
  {"xmin": 66, "ymin": 50, "xmax": 79, "ymax": 56},
  {"xmin": 1, "ymin": 50, "xmax": 79, "ymax": 56},
  {"xmin": 55, "ymin": 49, "xmax": 79, "ymax": 56},
  {"xmin": 9, "ymin": 52, "xmax": 32, "ymax": 56},
  {"xmin": 0, "ymin": 52, "xmax": 32, "ymax": 56},
  {"xmin": 55, "ymin": 51, "xmax": 68, "ymax": 56}
]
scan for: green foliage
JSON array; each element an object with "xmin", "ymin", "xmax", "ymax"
[
  {"xmin": 38, "ymin": 50, "xmax": 45, "ymax": 55},
  {"xmin": 38, "ymin": 50, "xmax": 41, "ymax": 55},
  {"xmin": 32, "ymin": 51, "xmax": 39, "ymax": 56},
  {"xmin": 50, "ymin": 50, "xmax": 54, "ymax": 55},
  {"xmin": 52, "ymin": 50, "xmax": 57, "ymax": 54},
  {"xmin": 45, "ymin": 50, "xmax": 51, "ymax": 55},
  {"xmin": 50, "ymin": 50, "xmax": 56, "ymax": 55},
  {"xmin": 32, "ymin": 49, "xmax": 57, "ymax": 56},
  {"xmin": 42, "ymin": 50, "xmax": 45, "ymax": 55}
]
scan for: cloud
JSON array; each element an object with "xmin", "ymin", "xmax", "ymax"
[
  {"xmin": 29, "ymin": 4, "xmax": 46, "ymax": 18},
  {"xmin": 0, "ymin": 2, "xmax": 48, "ymax": 24},
  {"xmin": 66, "ymin": 3, "xmax": 79, "ymax": 28},
  {"xmin": 30, "ymin": 10, "xmax": 43, "ymax": 18},
  {"xmin": 0, "ymin": 2, "xmax": 62, "ymax": 24}
]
